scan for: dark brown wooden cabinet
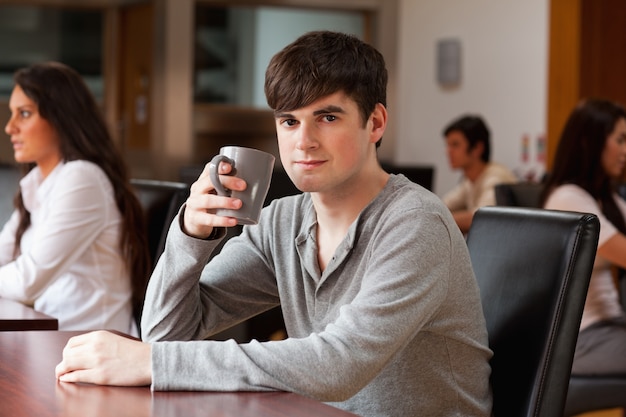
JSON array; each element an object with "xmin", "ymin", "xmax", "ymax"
[{"xmin": 547, "ymin": 0, "xmax": 626, "ymax": 170}]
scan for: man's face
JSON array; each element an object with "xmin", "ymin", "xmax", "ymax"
[
  {"xmin": 274, "ymin": 91, "xmax": 383, "ymax": 194},
  {"xmin": 445, "ymin": 130, "xmax": 474, "ymax": 170}
]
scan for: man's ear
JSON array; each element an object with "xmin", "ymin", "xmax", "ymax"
[
  {"xmin": 470, "ymin": 140, "xmax": 485, "ymax": 159},
  {"xmin": 369, "ymin": 103, "xmax": 387, "ymax": 144}
]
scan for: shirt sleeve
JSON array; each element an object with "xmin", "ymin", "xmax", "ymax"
[
  {"xmin": 472, "ymin": 176, "xmax": 500, "ymax": 210},
  {"xmin": 473, "ymin": 164, "xmax": 517, "ymax": 210},
  {"xmin": 0, "ymin": 211, "xmax": 19, "ymax": 266},
  {"xmin": 0, "ymin": 165, "xmax": 112, "ymax": 303},
  {"xmin": 141, "ymin": 208, "xmax": 280, "ymax": 342},
  {"xmin": 544, "ymin": 185, "xmax": 619, "ymax": 247},
  {"xmin": 142, "ymin": 207, "xmax": 457, "ymax": 402},
  {"xmin": 442, "ymin": 181, "xmax": 467, "ymax": 211}
]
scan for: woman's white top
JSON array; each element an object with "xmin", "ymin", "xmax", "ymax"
[
  {"xmin": 0, "ymin": 160, "xmax": 136, "ymax": 334},
  {"xmin": 544, "ymin": 184, "xmax": 625, "ymax": 329}
]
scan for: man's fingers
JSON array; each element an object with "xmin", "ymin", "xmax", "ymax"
[
  {"xmin": 63, "ymin": 331, "xmax": 96, "ymax": 349},
  {"xmin": 56, "ymin": 331, "xmax": 108, "ymax": 380},
  {"xmin": 58, "ymin": 369, "xmax": 88, "ymax": 383},
  {"xmin": 55, "ymin": 331, "xmax": 152, "ymax": 387},
  {"xmin": 56, "ymin": 348, "xmax": 93, "ymax": 379}
]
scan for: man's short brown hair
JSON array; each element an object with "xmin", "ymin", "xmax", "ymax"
[{"xmin": 264, "ymin": 30, "xmax": 387, "ymax": 131}]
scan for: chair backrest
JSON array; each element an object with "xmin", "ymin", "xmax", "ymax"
[
  {"xmin": 0, "ymin": 163, "xmax": 21, "ymax": 226},
  {"xmin": 130, "ymin": 179, "xmax": 189, "ymax": 268},
  {"xmin": 381, "ymin": 163, "xmax": 435, "ymax": 191},
  {"xmin": 466, "ymin": 206, "xmax": 600, "ymax": 417},
  {"xmin": 495, "ymin": 182, "xmax": 543, "ymax": 208}
]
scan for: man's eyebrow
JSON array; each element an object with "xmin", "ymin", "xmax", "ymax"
[
  {"xmin": 313, "ymin": 105, "xmax": 345, "ymax": 116},
  {"xmin": 274, "ymin": 105, "xmax": 345, "ymax": 119},
  {"xmin": 274, "ymin": 111, "xmax": 293, "ymax": 119}
]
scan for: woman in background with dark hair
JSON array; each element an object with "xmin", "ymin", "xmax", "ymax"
[
  {"xmin": 0, "ymin": 61, "xmax": 150, "ymax": 334},
  {"xmin": 541, "ymin": 98, "xmax": 626, "ymax": 375}
]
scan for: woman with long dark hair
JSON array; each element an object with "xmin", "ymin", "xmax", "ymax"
[
  {"xmin": 1, "ymin": 62, "xmax": 150, "ymax": 333},
  {"xmin": 541, "ymin": 98, "xmax": 626, "ymax": 374}
]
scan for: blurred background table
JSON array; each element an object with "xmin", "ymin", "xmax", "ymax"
[
  {"xmin": 0, "ymin": 330, "xmax": 357, "ymax": 417},
  {"xmin": 0, "ymin": 298, "xmax": 58, "ymax": 331}
]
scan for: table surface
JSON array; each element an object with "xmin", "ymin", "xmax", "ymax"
[
  {"xmin": 0, "ymin": 298, "xmax": 58, "ymax": 331},
  {"xmin": 0, "ymin": 331, "xmax": 357, "ymax": 417}
]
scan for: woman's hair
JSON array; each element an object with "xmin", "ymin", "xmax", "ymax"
[
  {"xmin": 12, "ymin": 61, "xmax": 151, "ymax": 310},
  {"xmin": 264, "ymin": 30, "xmax": 387, "ymax": 147},
  {"xmin": 540, "ymin": 98, "xmax": 626, "ymax": 235}
]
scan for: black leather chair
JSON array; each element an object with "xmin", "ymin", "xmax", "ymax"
[
  {"xmin": 563, "ymin": 264, "xmax": 626, "ymax": 416},
  {"xmin": 497, "ymin": 182, "xmax": 626, "ymax": 416},
  {"xmin": 381, "ymin": 163, "xmax": 435, "ymax": 191},
  {"xmin": 0, "ymin": 163, "xmax": 21, "ymax": 226},
  {"xmin": 130, "ymin": 179, "xmax": 189, "ymax": 332},
  {"xmin": 565, "ymin": 375, "xmax": 626, "ymax": 416},
  {"xmin": 466, "ymin": 206, "xmax": 600, "ymax": 417},
  {"xmin": 494, "ymin": 182, "xmax": 543, "ymax": 208},
  {"xmin": 130, "ymin": 179, "xmax": 189, "ymax": 269}
]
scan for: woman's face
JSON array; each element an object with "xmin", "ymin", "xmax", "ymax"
[
  {"xmin": 5, "ymin": 85, "xmax": 62, "ymax": 177},
  {"xmin": 601, "ymin": 117, "xmax": 626, "ymax": 179}
]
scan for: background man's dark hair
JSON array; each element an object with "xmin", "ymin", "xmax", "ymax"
[{"xmin": 443, "ymin": 115, "xmax": 491, "ymax": 162}]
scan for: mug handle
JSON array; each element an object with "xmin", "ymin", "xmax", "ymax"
[{"xmin": 208, "ymin": 154, "xmax": 235, "ymax": 196}]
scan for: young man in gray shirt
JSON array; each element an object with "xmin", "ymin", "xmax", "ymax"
[{"xmin": 56, "ymin": 31, "xmax": 493, "ymax": 417}]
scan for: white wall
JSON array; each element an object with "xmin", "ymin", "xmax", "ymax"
[{"xmin": 394, "ymin": 0, "xmax": 549, "ymax": 196}]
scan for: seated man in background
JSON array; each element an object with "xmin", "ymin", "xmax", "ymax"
[
  {"xmin": 442, "ymin": 114, "xmax": 517, "ymax": 233},
  {"xmin": 56, "ymin": 31, "xmax": 493, "ymax": 417}
]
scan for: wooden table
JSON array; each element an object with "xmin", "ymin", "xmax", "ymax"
[
  {"xmin": 0, "ymin": 331, "xmax": 358, "ymax": 417},
  {"xmin": 0, "ymin": 298, "xmax": 58, "ymax": 331}
]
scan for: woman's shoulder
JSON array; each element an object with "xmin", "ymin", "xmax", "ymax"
[
  {"xmin": 544, "ymin": 184, "xmax": 598, "ymax": 212},
  {"xmin": 548, "ymin": 184, "xmax": 591, "ymax": 199},
  {"xmin": 55, "ymin": 161, "xmax": 116, "ymax": 199},
  {"xmin": 59, "ymin": 160, "xmax": 109, "ymax": 183},
  {"xmin": 62, "ymin": 159, "xmax": 102, "ymax": 172}
]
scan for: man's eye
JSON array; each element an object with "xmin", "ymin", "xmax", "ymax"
[
  {"xmin": 323, "ymin": 115, "xmax": 336, "ymax": 122},
  {"xmin": 20, "ymin": 110, "xmax": 31, "ymax": 118},
  {"xmin": 282, "ymin": 119, "xmax": 297, "ymax": 127}
]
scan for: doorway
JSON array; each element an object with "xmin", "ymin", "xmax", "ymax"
[{"xmin": 118, "ymin": 3, "xmax": 154, "ymax": 177}]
